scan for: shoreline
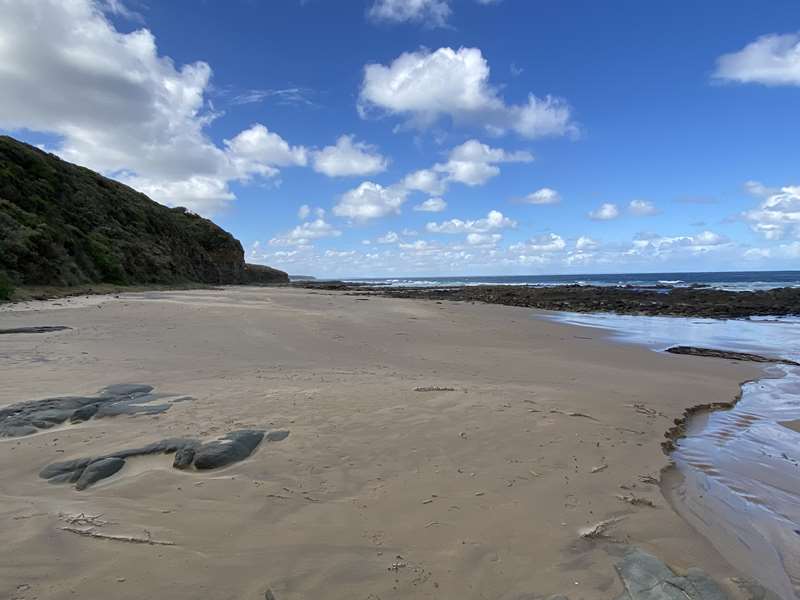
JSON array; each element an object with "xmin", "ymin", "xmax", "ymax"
[{"xmin": 0, "ymin": 286, "xmax": 776, "ymax": 598}]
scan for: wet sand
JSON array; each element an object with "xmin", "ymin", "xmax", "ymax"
[{"xmin": 0, "ymin": 287, "xmax": 764, "ymax": 599}]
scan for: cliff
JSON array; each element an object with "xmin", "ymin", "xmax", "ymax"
[{"xmin": 0, "ymin": 136, "xmax": 288, "ymax": 289}]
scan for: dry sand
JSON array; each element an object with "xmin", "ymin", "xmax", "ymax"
[{"xmin": 0, "ymin": 286, "xmax": 762, "ymax": 599}]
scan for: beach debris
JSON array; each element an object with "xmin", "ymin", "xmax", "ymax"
[
  {"xmin": 59, "ymin": 512, "xmax": 111, "ymax": 527},
  {"xmin": 60, "ymin": 526, "xmax": 175, "ymax": 546},
  {"xmin": 616, "ymin": 494, "xmax": 656, "ymax": 508},
  {"xmin": 550, "ymin": 409, "xmax": 600, "ymax": 422},
  {"xmin": 638, "ymin": 474, "xmax": 659, "ymax": 485},
  {"xmin": 614, "ymin": 547, "xmax": 728, "ymax": 599},
  {"xmin": 0, "ymin": 384, "xmax": 185, "ymax": 438},
  {"xmin": 0, "ymin": 325, "xmax": 71, "ymax": 334},
  {"xmin": 40, "ymin": 429, "xmax": 289, "ymax": 489},
  {"xmin": 264, "ymin": 588, "xmax": 278, "ymax": 600},
  {"xmin": 579, "ymin": 516, "xmax": 625, "ymax": 539},
  {"xmin": 591, "ymin": 464, "xmax": 608, "ymax": 473},
  {"xmin": 414, "ymin": 386, "xmax": 456, "ymax": 392},
  {"xmin": 424, "ymin": 521, "xmax": 441, "ymax": 528}
]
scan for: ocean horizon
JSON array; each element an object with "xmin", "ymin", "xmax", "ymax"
[{"xmin": 333, "ymin": 269, "xmax": 800, "ymax": 292}]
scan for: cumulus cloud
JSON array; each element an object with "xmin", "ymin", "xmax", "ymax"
[
  {"xmin": 588, "ymin": 203, "xmax": 620, "ymax": 221},
  {"xmin": 333, "ymin": 181, "xmax": 409, "ymax": 221},
  {"xmin": 575, "ymin": 236, "xmax": 599, "ymax": 250},
  {"xmin": 744, "ymin": 180, "xmax": 779, "ymax": 198},
  {"xmin": 628, "ymin": 231, "xmax": 729, "ymax": 255},
  {"xmin": 426, "ymin": 209, "xmax": 516, "ymax": 234},
  {"xmin": 269, "ymin": 218, "xmax": 342, "ymax": 246},
  {"xmin": 359, "ymin": 47, "xmax": 576, "ymax": 138},
  {"xmin": 715, "ymin": 32, "xmax": 800, "ymax": 86},
  {"xmin": 312, "ymin": 135, "xmax": 388, "ymax": 177},
  {"xmin": 367, "ymin": 0, "xmax": 502, "ymax": 27},
  {"xmin": 403, "ymin": 169, "xmax": 447, "ymax": 195},
  {"xmin": 0, "ymin": 0, "xmax": 308, "ymax": 215},
  {"xmin": 367, "ymin": 0, "xmax": 451, "ymax": 27},
  {"xmin": 436, "ymin": 139, "xmax": 533, "ymax": 186},
  {"xmin": 377, "ymin": 231, "xmax": 400, "ymax": 244},
  {"xmin": 466, "ymin": 233, "xmax": 502, "ymax": 246},
  {"xmin": 743, "ymin": 185, "xmax": 800, "ymax": 240},
  {"xmin": 510, "ymin": 233, "xmax": 566, "ymax": 253},
  {"xmin": 298, "ymin": 204, "xmax": 311, "ymax": 220},
  {"xmin": 522, "ymin": 187, "xmax": 560, "ymax": 205},
  {"xmin": 414, "ymin": 197, "xmax": 447, "ymax": 212},
  {"xmin": 628, "ymin": 199, "xmax": 659, "ymax": 216}
]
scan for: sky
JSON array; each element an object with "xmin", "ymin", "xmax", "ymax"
[{"xmin": 0, "ymin": 0, "xmax": 799, "ymax": 277}]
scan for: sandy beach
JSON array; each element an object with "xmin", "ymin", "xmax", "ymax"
[{"xmin": 0, "ymin": 286, "xmax": 764, "ymax": 599}]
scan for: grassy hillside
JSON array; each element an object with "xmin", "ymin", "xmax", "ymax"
[{"xmin": 0, "ymin": 136, "xmax": 287, "ymax": 294}]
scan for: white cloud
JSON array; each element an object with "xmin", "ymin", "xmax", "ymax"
[
  {"xmin": 377, "ymin": 231, "xmax": 400, "ymax": 244},
  {"xmin": 298, "ymin": 204, "xmax": 311, "ymax": 220},
  {"xmin": 427, "ymin": 209, "xmax": 516, "ymax": 234},
  {"xmin": 510, "ymin": 233, "xmax": 566, "ymax": 253},
  {"xmin": 367, "ymin": 0, "xmax": 503, "ymax": 27},
  {"xmin": 0, "ymin": 0, "xmax": 309, "ymax": 216},
  {"xmin": 435, "ymin": 139, "xmax": 532, "ymax": 186},
  {"xmin": 743, "ymin": 185, "xmax": 800, "ymax": 240},
  {"xmin": 403, "ymin": 169, "xmax": 447, "ymax": 195},
  {"xmin": 575, "ymin": 236, "xmax": 599, "ymax": 251},
  {"xmin": 311, "ymin": 135, "xmax": 388, "ymax": 177},
  {"xmin": 715, "ymin": 32, "xmax": 800, "ymax": 86},
  {"xmin": 744, "ymin": 180, "xmax": 779, "ymax": 198},
  {"xmin": 466, "ymin": 233, "xmax": 502, "ymax": 246},
  {"xmin": 414, "ymin": 197, "xmax": 447, "ymax": 212},
  {"xmin": 269, "ymin": 218, "xmax": 342, "ymax": 246},
  {"xmin": 522, "ymin": 187, "xmax": 560, "ymax": 205},
  {"xmin": 628, "ymin": 199, "xmax": 659, "ymax": 216},
  {"xmin": 367, "ymin": 0, "xmax": 451, "ymax": 27},
  {"xmin": 333, "ymin": 181, "xmax": 409, "ymax": 221},
  {"xmin": 628, "ymin": 231, "xmax": 729, "ymax": 256},
  {"xmin": 359, "ymin": 47, "xmax": 576, "ymax": 138},
  {"xmin": 588, "ymin": 203, "xmax": 620, "ymax": 221}
]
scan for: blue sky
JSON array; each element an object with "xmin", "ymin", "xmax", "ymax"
[{"xmin": 1, "ymin": 0, "xmax": 799, "ymax": 276}]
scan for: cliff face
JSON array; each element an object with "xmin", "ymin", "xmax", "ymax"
[{"xmin": 0, "ymin": 136, "xmax": 287, "ymax": 286}]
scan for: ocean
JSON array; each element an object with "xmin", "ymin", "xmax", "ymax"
[{"xmin": 342, "ymin": 270, "xmax": 800, "ymax": 291}]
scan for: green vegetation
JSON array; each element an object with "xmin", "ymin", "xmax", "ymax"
[
  {"xmin": 0, "ymin": 271, "xmax": 14, "ymax": 301},
  {"xmin": 0, "ymin": 136, "xmax": 287, "ymax": 289}
]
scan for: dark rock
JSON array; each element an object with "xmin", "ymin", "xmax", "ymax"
[
  {"xmin": 194, "ymin": 430, "xmax": 265, "ymax": 470},
  {"xmin": 41, "ymin": 430, "xmax": 269, "ymax": 489},
  {"xmin": 366, "ymin": 284, "xmax": 800, "ymax": 319},
  {"xmin": 172, "ymin": 448, "xmax": 195, "ymax": 469},
  {"xmin": 265, "ymin": 430, "xmax": 290, "ymax": 442},
  {"xmin": 0, "ymin": 326, "xmax": 71, "ymax": 334},
  {"xmin": 70, "ymin": 404, "xmax": 99, "ymax": 423},
  {"xmin": 0, "ymin": 384, "xmax": 186, "ymax": 438},
  {"xmin": 665, "ymin": 346, "xmax": 799, "ymax": 366},
  {"xmin": 243, "ymin": 263, "xmax": 289, "ymax": 284},
  {"xmin": 75, "ymin": 457, "xmax": 125, "ymax": 490},
  {"xmin": 614, "ymin": 547, "xmax": 728, "ymax": 600}
]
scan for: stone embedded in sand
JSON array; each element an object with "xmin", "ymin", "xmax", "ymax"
[
  {"xmin": 193, "ymin": 430, "xmax": 266, "ymax": 470},
  {"xmin": 172, "ymin": 448, "xmax": 195, "ymax": 469},
  {"xmin": 0, "ymin": 326, "xmax": 71, "ymax": 334},
  {"xmin": 614, "ymin": 547, "xmax": 727, "ymax": 600},
  {"xmin": 39, "ymin": 429, "xmax": 288, "ymax": 489},
  {"xmin": 0, "ymin": 384, "xmax": 184, "ymax": 438},
  {"xmin": 75, "ymin": 458, "xmax": 125, "ymax": 491}
]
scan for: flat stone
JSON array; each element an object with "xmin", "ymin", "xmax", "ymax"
[
  {"xmin": 75, "ymin": 457, "xmax": 125, "ymax": 490},
  {"xmin": 0, "ymin": 384, "xmax": 187, "ymax": 437},
  {"xmin": 0, "ymin": 326, "xmax": 71, "ymax": 334}
]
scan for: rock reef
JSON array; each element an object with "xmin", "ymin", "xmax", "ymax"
[
  {"xmin": 40, "ymin": 429, "xmax": 290, "ymax": 489},
  {"xmin": 665, "ymin": 346, "xmax": 799, "ymax": 366},
  {"xmin": 358, "ymin": 284, "xmax": 800, "ymax": 318},
  {"xmin": 0, "ymin": 384, "xmax": 182, "ymax": 438}
]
